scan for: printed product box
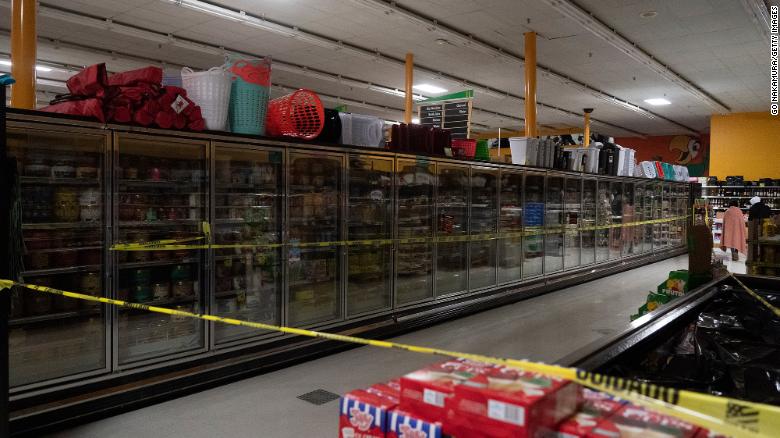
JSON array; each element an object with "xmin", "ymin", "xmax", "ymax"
[
  {"xmin": 399, "ymin": 360, "xmax": 496, "ymax": 422},
  {"xmin": 339, "ymin": 389, "xmax": 398, "ymax": 438},
  {"xmin": 556, "ymin": 389, "xmax": 626, "ymax": 437},
  {"xmin": 387, "ymin": 409, "xmax": 442, "ymax": 438},
  {"xmin": 588, "ymin": 404, "xmax": 699, "ymax": 438},
  {"xmin": 369, "ymin": 382, "xmax": 400, "ymax": 403},
  {"xmin": 446, "ymin": 367, "xmax": 580, "ymax": 438},
  {"xmin": 693, "ymin": 429, "xmax": 727, "ymax": 438}
]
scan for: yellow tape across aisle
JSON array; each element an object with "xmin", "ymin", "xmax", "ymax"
[
  {"xmin": 1, "ymin": 276, "xmax": 778, "ymax": 438},
  {"xmin": 110, "ymin": 215, "xmax": 690, "ymax": 252}
]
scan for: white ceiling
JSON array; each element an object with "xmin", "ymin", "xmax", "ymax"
[{"xmin": 0, "ymin": 0, "xmax": 771, "ymax": 137}]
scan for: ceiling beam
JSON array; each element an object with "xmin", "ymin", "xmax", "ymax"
[
  {"xmin": 538, "ymin": 0, "xmax": 730, "ymax": 113},
  {"xmin": 740, "ymin": 0, "xmax": 772, "ymax": 43}
]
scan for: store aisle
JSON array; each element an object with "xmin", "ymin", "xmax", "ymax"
[
  {"xmin": 47, "ymin": 255, "xmax": 688, "ymax": 438},
  {"xmin": 713, "ymin": 248, "xmax": 747, "ymax": 274}
]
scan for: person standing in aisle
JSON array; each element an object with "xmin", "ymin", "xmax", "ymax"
[
  {"xmin": 748, "ymin": 196, "xmax": 772, "ymax": 221},
  {"xmin": 721, "ymin": 200, "xmax": 747, "ymax": 261}
]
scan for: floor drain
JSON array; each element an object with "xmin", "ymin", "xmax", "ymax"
[{"xmin": 298, "ymin": 389, "xmax": 340, "ymax": 405}]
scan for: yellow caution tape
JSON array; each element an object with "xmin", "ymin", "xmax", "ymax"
[
  {"xmin": 730, "ymin": 273, "xmax": 780, "ymax": 318},
  {"xmin": 1, "ymin": 274, "xmax": 777, "ymax": 438},
  {"xmin": 109, "ymin": 215, "xmax": 689, "ymax": 252}
]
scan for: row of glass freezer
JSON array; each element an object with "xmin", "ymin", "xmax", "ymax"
[{"xmin": 6, "ymin": 120, "xmax": 690, "ymax": 390}]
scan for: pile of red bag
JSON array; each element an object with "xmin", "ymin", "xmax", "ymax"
[{"xmin": 42, "ymin": 63, "xmax": 205, "ymax": 131}]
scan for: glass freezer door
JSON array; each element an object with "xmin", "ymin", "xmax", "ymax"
[
  {"xmin": 115, "ymin": 135, "xmax": 207, "ymax": 366},
  {"xmin": 396, "ymin": 159, "xmax": 435, "ymax": 305},
  {"xmin": 435, "ymin": 163, "xmax": 469, "ymax": 296},
  {"xmin": 595, "ymin": 179, "xmax": 610, "ymax": 262},
  {"xmin": 469, "ymin": 166, "xmax": 498, "ymax": 290},
  {"xmin": 523, "ymin": 173, "xmax": 544, "ymax": 277},
  {"xmin": 498, "ymin": 170, "xmax": 523, "ymax": 284},
  {"xmin": 346, "ymin": 155, "xmax": 393, "ymax": 316},
  {"xmin": 545, "ymin": 175, "xmax": 564, "ymax": 273},
  {"xmin": 8, "ymin": 128, "xmax": 108, "ymax": 387},
  {"xmin": 622, "ymin": 182, "xmax": 637, "ymax": 257},
  {"xmin": 581, "ymin": 178, "xmax": 597, "ymax": 265},
  {"xmin": 213, "ymin": 145, "xmax": 283, "ymax": 345},
  {"xmin": 287, "ymin": 152, "xmax": 343, "ymax": 326},
  {"xmin": 564, "ymin": 177, "xmax": 582, "ymax": 269},
  {"xmin": 608, "ymin": 181, "xmax": 623, "ymax": 260}
]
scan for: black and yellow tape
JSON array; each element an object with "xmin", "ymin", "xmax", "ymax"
[
  {"xmin": 1, "ymin": 271, "xmax": 778, "ymax": 438},
  {"xmin": 730, "ymin": 273, "xmax": 780, "ymax": 318},
  {"xmin": 110, "ymin": 215, "xmax": 690, "ymax": 252}
]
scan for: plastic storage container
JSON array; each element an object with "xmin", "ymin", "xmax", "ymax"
[
  {"xmin": 227, "ymin": 57, "xmax": 271, "ymax": 135},
  {"xmin": 266, "ymin": 89, "xmax": 325, "ymax": 139},
  {"xmin": 509, "ymin": 137, "xmax": 528, "ymax": 165},
  {"xmin": 339, "ymin": 113, "xmax": 384, "ymax": 147},
  {"xmin": 181, "ymin": 67, "xmax": 231, "ymax": 131}
]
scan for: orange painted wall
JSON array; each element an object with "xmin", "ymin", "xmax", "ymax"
[{"xmin": 710, "ymin": 112, "xmax": 780, "ymax": 180}]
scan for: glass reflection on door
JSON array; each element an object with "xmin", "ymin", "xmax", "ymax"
[
  {"xmin": 545, "ymin": 176, "xmax": 564, "ymax": 273},
  {"xmin": 347, "ymin": 155, "xmax": 393, "ymax": 315},
  {"xmin": 213, "ymin": 145, "xmax": 283, "ymax": 345},
  {"xmin": 8, "ymin": 129, "xmax": 108, "ymax": 386},
  {"xmin": 287, "ymin": 152, "xmax": 343, "ymax": 326},
  {"xmin": 436, "ymin": 164, "xmax": 469, "ymax": 296},
  {"xmin": 469, "ymin": 167, "xmax": 498, "ymax": 290},
  {"xmin": 581, "ymin": 179, "xmax": 597, "ymax": 265},
  {"xmin": 564, "ymin": 177, "xmax": 581, "ymax": 269},
  {"xmin": 595, "ymin": 180, "xmax": 610, "ymax": 262},
  {"xmin": 622, "ymin": 183, "xmax": 637, "ymax": 257},
  {"xmin": 608, "ymin": 181, "xmax": 623, "ymax": 260},
  {"xmin": 523, "ymin": 173, "xmax": 544, "ymax": 277},
  {"xmin": 116, "ymin": 135, "xmax": 207, "ymax": 365},
  {"xmin": 499, "ymin": 171, "xmax": 523, "ymax": 284},
  {"xmin": 396, "ymin": 159, "xmax": 435, "ymax": 305}
]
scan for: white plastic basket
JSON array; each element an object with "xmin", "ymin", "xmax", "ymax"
[
  {"xmin": 181, "ymin": 66, "xmax": 231, "ymax": 131},
  {"xmin": 339, "ymin": 113, "xmax": 384, "ymax": 147}
]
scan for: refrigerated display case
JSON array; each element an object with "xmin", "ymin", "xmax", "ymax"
[
  {"xmin": 346, "ymin": 154, "xmax": 393, "ymax": 316},
  {"xmin": 523, "ymin": 173, "xmax": 545, "ymax": 277},
  {"xmin": 8, "ymin": 127, "xmax": 108, "ymax": 388},
  {"xmin": 469, "ymin": 166, "xmax": 498, "ymax": 290},
  {"xmin": 396, "ymin": 159, "xmax": 434, "ymax": 305},
  {"xmin": 545, "ymin": 175, "xmax": 564, "ymax": 273},
  {"xmin": 608, "ymin": 180, "xmax": 623, "ymax": 260},
  {"xmin": 213, "ymin": 144, "xmax": 283, "ymax": 345},
  {"xmin": 435, "ymin": 163, "xmax": 469, "ymax": 296},
  {"xmin": 114, "ymin": 134, "xmax": 208, "ymax": 365},
  {"xmin": 5, "ymin": 113, "xmax": 694, "ymax": 434},
  {"xmin": 564, "ymin": 177, "xmax": 581, "ymax": 269},
  {"xmin": 622, "ymin": 182, "xmax": 637, "ymax": 257},
  {"xmin": 287, "ymin": 151, "xmax": 343, "ymax": 326},
  {"xmin": 498, "ymin": 170, "xmax": 523, "ymax": 284}
]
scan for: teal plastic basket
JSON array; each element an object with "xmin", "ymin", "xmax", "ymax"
[
  {"xmin": 227, "ymin": 57, "xmax": 271, "ymax": 135},
  {"xmin": 229, "ymin": 80, "xmax": 269, "ymax": 135}
]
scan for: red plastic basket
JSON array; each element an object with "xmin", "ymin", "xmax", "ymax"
[
  {"xmin": 265, "ymin": 89, "xmax": 325, "ymax": 139},
  {"xmin": 450, "ymin": 139, "xmax": 476, "ymax": 159}
]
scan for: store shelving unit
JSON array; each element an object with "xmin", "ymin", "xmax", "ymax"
[
  {"xmin": 701, "ymin": 184, "xmax": 778, "ymax": 244},
  {"xmin": 5, "ymin": 112, "xmax": 692, "ymax": 431}
]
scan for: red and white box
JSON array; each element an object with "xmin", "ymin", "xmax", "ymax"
[
  {"xmin": 557, "ymin": 389, "xmax": 626, "ymax": 437},
  {"xmin": 387, "ymin": 409, "xmax": 442, "ymax": 438},
  {"xmin": 588, "ymin": 404, "xmax": 699, "ymax": 438},
  {"xmin": 693, "ymin": 429, "xmax": 727, "ymax": 438},
  {"xmin": 399, "ymin": 360, "xmax": 494, "ymax": 422},
  {"xmin": 445, "ymin": 367, "xmax": 580, "ymax": 438},
  {"xmin": 369, "ymin": 380, "xmax": 401, "ymax": 402},
  {"xmin": 339, "ymin": 389, "xmax": 397, "ymax": 438}
]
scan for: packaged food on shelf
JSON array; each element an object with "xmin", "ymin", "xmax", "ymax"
[
  {"xmin": 555, "ymin": 389, "xmax": 626, "ymax": 437},
  {"xmin": 387, "ymin": 410, "xmax": 442, "ymax": 438},
  {"xmin": 339, "ymin": 389, "xmax": 398, "ymax": 438},
  {"xmin": 445, "ymin": 367, "xmax": 579, "ymax": 438},
  {"xmin": 53, "ymin": 187, "xmax": 80, "ymax": 222},
  {"xmin": 588, "ymin": 404, "xmax": 698, "ymax": 438}
]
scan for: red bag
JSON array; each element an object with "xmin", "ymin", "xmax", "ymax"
[
  {"xmin": 41, "ymin": 98, "xmax": 106, "ymax": 123},
  {"xmin": 108, "ymin": 66, "xmax": 162, "ymax": 87},
  {"xmin": 66, "ymin": 64, "xmax": 108, "ymax": 97}
]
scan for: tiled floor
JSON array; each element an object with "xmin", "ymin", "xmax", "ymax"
[
  {"xmin": 47, "ymin": 255, "xmax": 689, "ymax": 438},
  {"xmin": 713, "ymin": 247, "xmax": 747, "ymax": 274}
]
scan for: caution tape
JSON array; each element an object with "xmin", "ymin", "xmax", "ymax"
[
  {"xmin": 0, "ymin": 275, "xmax": 777, "ymax": 438},
  {"xmin": 730, "ymin": 273, "xmax": 780, "ymax": 318},
  {"xmin": 110, "ymin": 215, "xmax": 690, "ymax": 252}
]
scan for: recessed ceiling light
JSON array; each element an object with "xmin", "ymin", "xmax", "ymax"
[
  {"xmin": 639, "ymin": 10, "xmax": 657, "ymax": 18},
  {"xmin": 644, "ymin": 98, "xmax": 671, "ymax": 106},
  {"xmin": 411, "ymin": 117, "xmax": 420, "ymax": 124},
  {"xmin": 413, "ymin": 84, "xmax": 448, "ymax": 94},
  {"xmin": 435, "ymin": 38, "xmax": 449, "ymax": 45}
]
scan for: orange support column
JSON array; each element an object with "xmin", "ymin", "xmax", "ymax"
[
  {"xmin": 523, "ymin": 32, "xmax": 537, "ymax": 137},
  {"xmin": 404, "ymin": 53, "xmax": 414, "ymax": 124},
  {"xmin": 11, "ymin": 0, "xmax": 37, "ymax": 109},
  {"xmin": 584, "ymin": 108, "xmax": 593, "ymax": 146}
]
